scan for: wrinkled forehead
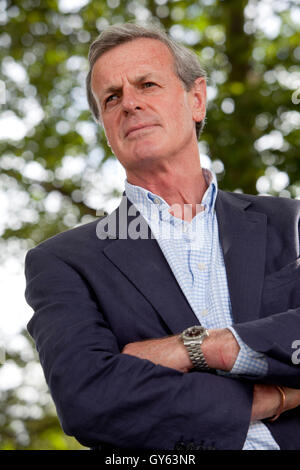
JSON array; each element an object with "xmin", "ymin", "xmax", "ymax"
[{"xmin": 91, "ymin": 38, "xmax": 177, "ymax": 92}]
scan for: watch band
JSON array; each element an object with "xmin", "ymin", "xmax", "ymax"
[
  {"xmin": 185, "ymin": 342, "xmax": 210, "ymax": 371},
  {"xmin": 181, "ymin": 326, "xmax": 211, "ymax": 371}
]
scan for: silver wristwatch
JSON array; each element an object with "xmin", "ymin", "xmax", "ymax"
[{"xmin": 181, "ymin": 326, "xmax": 210, "ymax": 371}]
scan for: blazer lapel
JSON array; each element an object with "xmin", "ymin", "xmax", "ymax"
[
  {"xmin": 99, "ymin": 195, "xmax": 199, "ymax": 334},
  {"xmin": 215, "ymin": 190, "xmax": 267, "ymax": 324},
  {"xmin": 99, "ymin": 190, "xmax": 268, "ymax": 332}
]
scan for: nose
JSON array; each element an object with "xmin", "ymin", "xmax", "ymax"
[{"xmin": 121, "ymin": 86, "xmax": 142, "ymax": 114}]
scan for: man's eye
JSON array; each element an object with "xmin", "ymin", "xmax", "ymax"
[
  {"xmin": 106, "ymin": 94, "xmax": 118, "ymax": 105},
  {"xmin": 143, "ymin": 82, "xmax": 156, "ymax": 88}
]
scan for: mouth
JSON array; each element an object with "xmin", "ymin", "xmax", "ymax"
[{"xmin": 125, "ymin": 124, "xmax": 158, "ymax": 138}]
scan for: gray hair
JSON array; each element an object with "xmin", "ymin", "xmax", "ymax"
[{"xmin": 86, "ymin": 23, "xmax": 207, "ymax": 139}]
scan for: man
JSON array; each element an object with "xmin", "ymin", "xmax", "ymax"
[{"xmin": 25, "ymin": 23, "xmax": 300, "ymax": 450}]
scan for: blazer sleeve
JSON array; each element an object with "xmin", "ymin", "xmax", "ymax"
[
  {"xmin": 25, "ymin": 245, "xmax": 253, "ymax": 450},
  {"xmin": 233, "ymin": 310, "xmax": 300, "ymax": 388},
  {"xmin": 232, "ymin": 235, "xmax": 300, "ymax": 387}
]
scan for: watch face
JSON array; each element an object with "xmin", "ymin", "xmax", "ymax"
[
  {"xmin": 183, "ymin": 326, "xmax": 206, "ymax": 340},
  {"xmin": 181, "ymin": 326, "xmax": 209, "ymax": 343}
]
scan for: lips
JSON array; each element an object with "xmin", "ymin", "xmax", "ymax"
[{"xmin": 125, "ymin": 123, "xmax": 158, "ymax": 138}]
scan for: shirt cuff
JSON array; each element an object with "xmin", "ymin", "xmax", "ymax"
[{"xmin": 226, "ymin": 327, "xmax": 268, "ymax": 376}]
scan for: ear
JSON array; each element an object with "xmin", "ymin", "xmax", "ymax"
[{"xmin": 190, "ymin": 77, "xmax": 206, "ymax": 124}]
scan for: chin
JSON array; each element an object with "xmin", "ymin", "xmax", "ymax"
[
  {"xmin": 121, "ymin": 139, "xmax": 157, "ymax": 158},
  {"xmin": 135, "ymin": 146, "xmax": 165, "ymax": 163}
]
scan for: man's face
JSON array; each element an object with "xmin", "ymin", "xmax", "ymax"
[{"xmin": 91, "ymin": 38, "xmax": 205, "ymax": 172}]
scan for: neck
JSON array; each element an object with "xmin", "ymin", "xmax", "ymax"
[{"xmin": 126, "ymin": 153, "xmax": 208, "ymax": 221}]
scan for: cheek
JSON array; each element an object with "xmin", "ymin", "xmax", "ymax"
[
  {"xmin": 170, "ymin": 103, "xmax": 191, "ymax": 133},
  {"xmin": 103, "ymin": 117, "xmax": 118, "ymax": 144}
]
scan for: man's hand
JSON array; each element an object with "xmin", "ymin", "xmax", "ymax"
[
  {"xmin": 251, "ymin": 384, "xmax": 300, "ymax": 422},
  {"xmin": 121, "ymin": 328, "xmax": 240, "ymax": 373},
  {"xmin": 201, "ymin": 328, "xmax": 240, "ymax": 371}
]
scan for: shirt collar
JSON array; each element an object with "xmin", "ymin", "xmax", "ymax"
[
  {"xmin": 201, "ymin": 168, "xmax": 218, "ymax": 214},
  {"xmin": 125, "ymin": 167, "xmax": 218, "ymax": 216}
]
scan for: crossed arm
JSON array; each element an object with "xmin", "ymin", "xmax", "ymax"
[
  {"xmin": 122, "ymin": 328, "xmax": 300, "ymax": 422},
  {"xmin": 25, "ymin": 244, "xmax": 300, "ymax": 448}
]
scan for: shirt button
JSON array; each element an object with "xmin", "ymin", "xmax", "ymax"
[
  {"xmin": 182, "ymin": 225, "xmax": 188, "ymax": 232},
  {"xmin": 201, "ymin": 309, "xmax": 208, "ymax": 316},
  {"xmin": 198, "ymin": 263, "xmax": 206, "ymax": 271},
  {"xmin": 153, "ymin": 198, "xmax": 160, "ymax": 205}
]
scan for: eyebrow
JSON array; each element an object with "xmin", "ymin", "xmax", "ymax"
[{"xmin": 101, "ymin": 73, "xmax": 158, "ymax": 99}]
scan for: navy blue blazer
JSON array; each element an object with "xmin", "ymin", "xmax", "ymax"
[{"xmin": 25, "ymin": 190, "xmax": 300, "ymax": 450}]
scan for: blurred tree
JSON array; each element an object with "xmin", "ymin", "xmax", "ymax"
[
  {"xmin": 0, "ymin": 0, "xmax": 299, "ymax": 450},
  {"xmin": 0, "ymin": 330, "xmax": 84, "ymax": 449}
]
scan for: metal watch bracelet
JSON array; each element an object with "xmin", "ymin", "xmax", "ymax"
[{"xmin": 186, "ymin": 342, "xmax": 210, "ymax": 371}]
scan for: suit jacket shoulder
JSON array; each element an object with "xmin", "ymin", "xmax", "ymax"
[
  {"xmin": 30, "ymin": 217, "xmax": 113, "ymax": 260},
  {"xmin": 219, "ymin": 190, "xmax": 300, "ymax": 216}
]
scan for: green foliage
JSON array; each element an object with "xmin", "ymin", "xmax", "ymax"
[
  {"xmin": 1, "ymin": 0, "xmax": 300, "ymax": 450},
  {"xmin": 0, "ymin": 331, "xmax": 85, "ymax": 449}
]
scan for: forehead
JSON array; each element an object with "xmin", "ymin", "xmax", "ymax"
[{"xmin": 91, "ymin": 38, "xmax": 176, "ymax": 91}]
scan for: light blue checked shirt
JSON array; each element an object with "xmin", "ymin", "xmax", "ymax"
[{"xmin": 125, "ymin": 169, "xmax": 279, "ymax": 450}]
